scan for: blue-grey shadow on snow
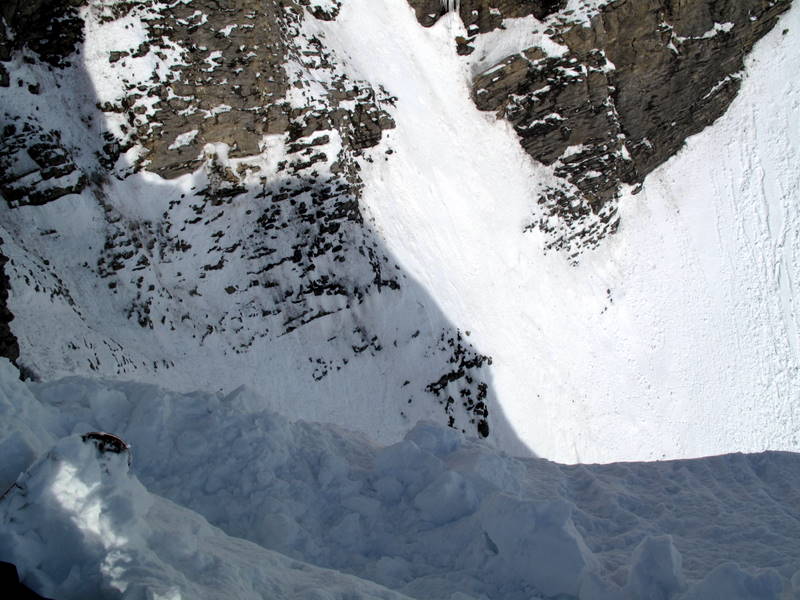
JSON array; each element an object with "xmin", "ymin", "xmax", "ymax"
[{"xmin": 0, "ymin": 10, "xmax": 537, "ymax": 459}]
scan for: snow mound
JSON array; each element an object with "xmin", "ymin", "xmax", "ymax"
[
  {"xmin": 0, "ymin": 433, "xmax": 413, "ymax": 600},
  {"xmin": 1, "ymin": 360, "xmax": 798, "ymax": 599}
]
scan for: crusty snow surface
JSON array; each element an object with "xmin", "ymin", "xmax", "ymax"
[{"xmin": 1, "ymin": 360, "xmax": 799, "ymax": 600}]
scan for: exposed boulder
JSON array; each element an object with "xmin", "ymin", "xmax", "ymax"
[{"xmin": 407, "ymin": 0, "xmax": 566, "ymax": 33}]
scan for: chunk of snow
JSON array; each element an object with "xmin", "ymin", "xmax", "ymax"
[
  {"xmin": 168, "ymin": 130, "xmax": 199, "ymax": 150},
  {"xmin": 625, "ymin": 536, "xmax": 687, "ymax": 600}
]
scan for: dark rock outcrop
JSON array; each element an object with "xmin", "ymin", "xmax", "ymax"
[
  {"xmin": 109, "ymin": 0, "xmax": 292, "ymax": 178},
  {"xmin": 568, "ymin": 0, "xmax": 790, "ymax": 181},
  {"xmin": 298, "ymin": 0, "xmax": 342, "ymax": 21},
  {"xmin": 0, "ymin": 0, "xmax": 86, "ymax": 67},
  {"xmin": 407, "ymin": 0, "xmax": 565, "ymax": 32},
  {"xmin": 0, "ymin": 244, "xmax": 20, "ymax": 366},
  {"xmin": 0, "ymin": 0, "xmax": 90, "ymax": 208},
  {"xmin": 97, "ymin": 0, "xmax": 395, "ymax": 179},
  {"xmin": 412, "ymin": 0, "xmax": 792, "ymax": 257},
  {"xmin": 0, "ymin": 124, "xmax": 88, "ymax": 207}
]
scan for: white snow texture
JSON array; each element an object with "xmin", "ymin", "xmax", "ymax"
[
  {"xmin": 333, "ymin": 0, "xmax": 800, "ymax": 463},
  {"xmin": 1, "ymin": 359, "xmax": 799, "ymax": 600},
  {"xmin": 0, "ymin": 0, "xmax": 799, "ymax": 598}
]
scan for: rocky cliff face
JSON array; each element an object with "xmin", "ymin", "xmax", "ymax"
[
  {"xmin": 0, "ymin": 0, "xmax": 90, "ymax": 208},
  {"xmin": 0, "ymin": 0, "xmax": 494, "ymax": 440},
  {"xmin": 412, "ymin": 0, "xmax": 791, "ymax": 257},
  {"xmin": 407, "ymin": 0, "xmax": 565, "ymax": 29}
]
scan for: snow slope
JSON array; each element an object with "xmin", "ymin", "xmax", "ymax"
[
  {"xmin": 0, "ymin": 0, "xmax": 797, "ymax": 464},
  {"xmin": 329, "ymin": 0, "xmax": 800, "ymax": 462},
  {"xmin": 0, "ymin": 438, "xmax": 414, "ymax": 600},
  {"xmin": 1, "ymin": 360, "xmax": 799, "ymax": 599}
]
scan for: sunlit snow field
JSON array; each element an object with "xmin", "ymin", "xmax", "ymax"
[{"xmin": 332, "ymin": 0, "xmax": 800, "ymax": 462}]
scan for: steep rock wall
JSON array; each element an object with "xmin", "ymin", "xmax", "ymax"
[{"xmin": 412, "ymin": 0, "xmax": 792, "ymax": 257}]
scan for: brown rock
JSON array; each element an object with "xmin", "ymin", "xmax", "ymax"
[{"xmin": 466, "ymin": 0, "xmax": 791, "ymax": 255}]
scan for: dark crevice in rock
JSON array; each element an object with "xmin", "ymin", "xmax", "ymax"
[{"xmin": 0, "ymin": 242, "xmax": 20, "ymax": 369}]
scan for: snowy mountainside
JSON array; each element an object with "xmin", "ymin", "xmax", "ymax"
[
  {"xmin": 323, "ymin": 0, "xmax": 800, "ymax": 461},
  {"xmin": 1, "ymin": 360, "xmax": 799, "ymax": 599},
  {"xmin": 0, "ymin": 0, "xmax": 798, "ymax": 463},
  {"xmin": 411, "ymin": 0, "xmax": 792, "ymax": 255},
  {"xmin": 0, "ymin": 0, "xmax": 500, "ymax": 446},
  {"xmin": 2, "ymin": 2, "xmax": 800, "ymax": 598}
]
